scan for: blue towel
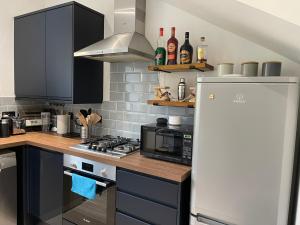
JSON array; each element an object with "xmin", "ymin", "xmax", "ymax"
[{"xmin": 71, "ymin": 173, "xmax": 96, "ymax": 200}]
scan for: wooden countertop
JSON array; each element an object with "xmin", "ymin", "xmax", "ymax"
[{"xmin": 0, "ymin": 132, "xmax": 191, "ymax": 182}]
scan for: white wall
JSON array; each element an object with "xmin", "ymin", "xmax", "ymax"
[
  {"xmin": 146, "ymin": 0, "xmax": 300, "ymax": 75},
  {"xmin": 236, "ymin": 0, "xmax": 300, "ymax": 26},
  {"xmin": 0, "ymin": 0, "xmax": 45, "ymax": 97}
]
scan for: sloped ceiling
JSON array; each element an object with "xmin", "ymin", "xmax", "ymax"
[{"xmin": 161, "ymin": 0, "xmax": 300, "ymax": 64}]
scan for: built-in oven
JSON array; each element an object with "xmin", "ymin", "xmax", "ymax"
[{"xmin": 63, "ymin": 155, "xmax": 116, "ymax": 225}]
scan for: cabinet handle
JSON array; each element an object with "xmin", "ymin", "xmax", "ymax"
[{"xmin": 191, "ymin": 213, "xmax": 229, "ymax": 225}]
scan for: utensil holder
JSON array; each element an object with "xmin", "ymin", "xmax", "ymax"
[{"xmin": 80, "ymin": 126, "xmax": 89, "ymax": 142}]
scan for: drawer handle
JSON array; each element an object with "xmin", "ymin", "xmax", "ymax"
[{"xmin": 191, "ymin": 213, "xmax": 229, "ymax": 225}]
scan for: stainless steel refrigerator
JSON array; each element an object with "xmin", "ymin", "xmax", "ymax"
[{"xmin": 190, "ymin": 76, "xmax": 300, "ymax": 225}]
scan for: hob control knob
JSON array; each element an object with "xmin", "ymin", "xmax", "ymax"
[
  {"xmin": 0, "ymin": 162, "xmax": 4, "ymax": 172},
  {"xmin": 100, "ymin": 169, "xmax": 107, "ymax": 177}
]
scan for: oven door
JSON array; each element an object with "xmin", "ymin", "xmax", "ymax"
[
  {"xmin": 155, "ymin": 129, "xmax": 183, "ymax": 155},
  {"xmin": 63, "ymin": 169, "xmax": 116, "ymax": 225}
]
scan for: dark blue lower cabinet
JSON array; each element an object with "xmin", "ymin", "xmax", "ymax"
[
  {"xmin": 117, "ymin": 192, "xmax": 177, "ymax": 225},
  {"xmin": 116, "ymin": 212, "xmax": 150, "ymax": 225},
  {"xmin": 116, "ymin": 168, "xmax": 191, "ymax": 225},
  {"xmin": 22, "ymin": 146, "xmax": 63, "ymax": 225}
]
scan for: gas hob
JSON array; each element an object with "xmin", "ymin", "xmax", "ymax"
[{"xmin": 70, "ymin": 135, "xmax": 140, "ymax": 158}]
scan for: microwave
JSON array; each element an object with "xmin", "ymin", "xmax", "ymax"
[{"xmin": 140, "ymin": 123, "xmax": 193, "ymax": 165}]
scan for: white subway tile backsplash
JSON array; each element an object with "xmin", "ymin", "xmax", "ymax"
[
  {"xmin": 125, "ymin": 73, "xmax": 141, "ymax": 83},
  {"xmin": 182, "ymin": 117, "xmax": 194, "ymax": 125},
  {"xmin": 117, "ymin": 83, "xmax": 127, "ymax": 92},
  {"xmin": 134, "ymin": 84, "xmax": 150, "ymax": 92},
  {"xmin": 45, "ymin": 62, "xmax": 193, "ymax": 137},
  {"xmin": 109, "ymin": 111, "xmax": 124, "ymax": 120},
  {"xmin": 141, "ymin": 73, "xmax": 159, "ymax": 83},
  {"xmin": 148, "ymin": 84, "xmax": 158, "ymax": 93},
  {"xmin": 117, "ymin": 63, "xmax": 134, "ymax": 72},
  {"xmin": 125, "ymin": 93, "xmax": 143, "ymax": 102},
  {"xmin": 147, "ymin": 105, "xmax": 168, "ymax": 114},
  {"xmin": 110, "ymin": 92, "xmax": 125, "ymax": 102},
  {"xmin": 168, "ymin": 107, "xmax": 187, "ymax": 116},
  {"xmin": 133, "ymin": 62, "xmax": 150, "ymax": 72},
  {"xmin": 111, "ymin": 73, "xmax": 125, "ymax": 83},
  {"xmin": 125, "ymin": 83, "xmax": 135, "ymax": 92},
  {"xmin": 116, "ymin": 102, "xmax": 128, "ymax": 111},
  {"xmin": 124, "ymin": 112, "xmax": 144, "ymax": 123},
  {"xmin": 130, "ymin": 103, "xmax": 148, "ymax": 113},
  {"xmin": 96, "ymin": 109, "xmax": 110, "ymax": 119},
  {"xmin": 110, "ymin": 63, "xmax": 118, "ymax": 73},
  {"xmin": 110, "ymin": 83, "xmax": 127, "ymax": 92},
  {"xmin": 0, "ymin": 106, "xmax": 7, "ymax": 113},
  {"xmin": 186, "ymin": 108, "xmax": 195, "ymax": 116},
  {"xmin": 110, "ymin": 82, "xmax": 118, "ymax": 91},
  {"xmin": 115, "ymin": 121, "xmax": 141, "ymax": 132},
  {"xmin": 100, "ymin": 102, "xmax": 117, "ymax": 111},
  {"xmin": 102, "ymin": 119, "xmax": 116, "ymax": 129},
  {"xmin": 141, "ymin": 93, "xmax": 154, "ymax": 103}
]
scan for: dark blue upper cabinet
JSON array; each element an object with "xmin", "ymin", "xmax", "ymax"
[
  {"xmin": 46, "ymin": 6, "xmax": 73, "ymax": 100},
  {"xmin": 14, "ymin": 12, "xmax": 47, "ymax": 98},
  {"xmin": 14, "ymin": 2, "xmax": 104, "ymax": 104}
]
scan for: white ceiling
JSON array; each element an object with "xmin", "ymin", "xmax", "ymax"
[{"xmin": 161, "ymin": 0, "xmax": 300, "ymax": 64}]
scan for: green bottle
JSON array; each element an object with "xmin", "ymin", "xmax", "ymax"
[{"xmin": 155, "ymin": 28, "xmax": 166, "ymax": 65}]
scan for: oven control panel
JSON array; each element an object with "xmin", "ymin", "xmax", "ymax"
[
  {"xmin": 182, "ymin": 133, "xmax": 193, "ymax": 163},
  {"xmin": 64, "ymin": 154, "xmax": 116, "ymax": 181}
]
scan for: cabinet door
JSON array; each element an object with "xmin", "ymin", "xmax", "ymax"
[
  {"xmin": 46, "ymin": 5, "xmax": 73, "ymax": 100},
  {"xmin": 14, "ymin": 13, "xmax": 47, "ymax": 98},
  {"xmin": 25, "ymin": 147, "xmax": 63, "ymax": 225}
]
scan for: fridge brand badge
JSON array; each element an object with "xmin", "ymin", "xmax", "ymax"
[
  {"xmin": 208, "ymin": 94, "xmax": 215, "ymax": 100},
  {"xmin": 233, "ymin": 93, "xmax": 246, "ymax": 104}
]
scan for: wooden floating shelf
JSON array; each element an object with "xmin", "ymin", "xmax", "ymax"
[
  {"xmin": 148, "ymin": 63, "xmax": 214, "ymax": 73},
  {"xmin": 147, "ymin": 100, "xmax": 195, "ymax": 108}
]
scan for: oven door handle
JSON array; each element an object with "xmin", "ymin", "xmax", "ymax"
[{"xmin": 64, "ymin": 170, "xmax": 108, "ymax": 188}]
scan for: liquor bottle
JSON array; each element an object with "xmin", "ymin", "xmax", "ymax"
[
  {"xmin": 197, "ymin": 36, "xmax": 208, "ymax": 63},
  {"xmin": 178, "ymin": 78, "xmax": 186, "ymax": 101},
  {"xmin": 154, "ymin": 28, "xmax": 166, "ymax": 65},
  {"xmin": 167, "ymin": 27, "xmax": 178, "ymax": 65},
  {"xmin": 180, "ymin": 32, "xmax": 193, "ymax": 64}
]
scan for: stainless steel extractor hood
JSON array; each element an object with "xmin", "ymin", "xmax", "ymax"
[{"xmin": 74, "ymin": 0, "xmax": 154, "ymax": 62}]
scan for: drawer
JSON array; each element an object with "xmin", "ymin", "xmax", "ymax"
[
  {"xmin": 117, "ymin": 169, "xmax": 179, "ymax": 207},
  {"xmin": 116, "ymin": 212, "xmax": 150, "ymax": 225},
  {"xmin": 117, "ymin": 191, "xmax": 177, "ymax": 225}
]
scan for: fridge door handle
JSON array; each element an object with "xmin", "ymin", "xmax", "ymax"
[{"xmin": 191, "ymin": 213, "xmax": 231, "ymax": 225}]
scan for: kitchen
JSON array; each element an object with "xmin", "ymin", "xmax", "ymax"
[{"xmin": 1, "ymin": 0, "xmax": 300, "ymax": 225}]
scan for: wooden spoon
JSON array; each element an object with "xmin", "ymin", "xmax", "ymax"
[
  {"xmin": 90, "ymin": 113, "xmax": 102, "ymax": 125},
  {"xmin": 76, "ymin": 112, "xmax": 88, "ymax": 127}
]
